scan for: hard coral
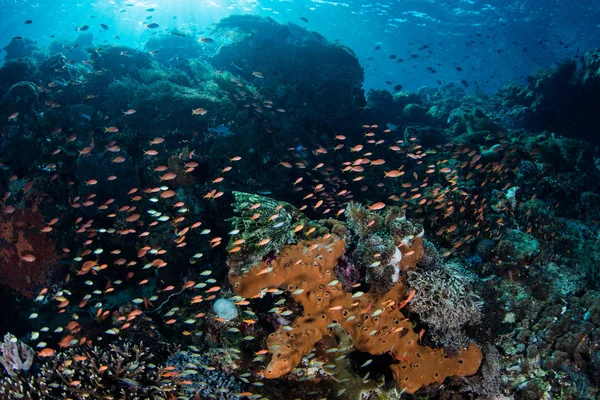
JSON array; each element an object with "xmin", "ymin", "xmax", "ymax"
[
  {"xmin": 228, "ymin": 235, "xmax": 482, "ymax": 394},
  {"xmin": 407, "ymin": 263, "xmax": 483, "ymax": 348},
  {"xmin": 0, "ymin": 341, "xmax": 181, "ymax": 400},
  {"xmin": 0, "ymin": 333, "xmax": 34, "ymax": 378},
  {"xmin": 346, "ymin": 202, "xmax": 425, "ymax": 293},
  {"xmin": 227, "ymin": 191, "xmax": 320, "ymax": 262}
]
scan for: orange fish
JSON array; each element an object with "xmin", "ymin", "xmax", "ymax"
[
  {"xmin": 161, "ymin": 190, "xmax": 176, "ymax": 199},
  {"xmin": 182, "ymin": 281, "xmax": 196, "ymax": 289},
  {"xmin": 384, "ymin": 170, "xmax": 404, "ymax": 178},
  {"xmin": 160, "ymin": 172, "xmax": 177, "ymax": 181},
  {"xmin": 58, "ymin": 335, "xmax": 76, "ymax": 349},
  {"xmin": 126, "ymin": 214, "xmax": 140, "ymax": 222},
  {"xmin": 398, "ymin": 289, "xmax": 416, "ymax": 309},
  {"xmin": 192, "ymin": 108, "xmax": 208, "ymax": 115},
  {"xmin": 21, "ymin": 254, "xmax": 36, "ymax": 262},
  {"xmin": 369, "ymin": 202, "xmax": 385, "ymax": 211},
  {"xmin": 37, "ymin": 348, "xmax": 55, "ymax": 357}
]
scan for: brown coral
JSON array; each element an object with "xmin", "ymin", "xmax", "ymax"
[
  {"xmin": 167, "ymin": 156, "xmax": 196, "ymax": 186},
  {"xmin": 228, "ymin": 235, "xmax": 482, "ymax": 394},
  {"xmin": 0, "ymin": 205, "xmax": 58, "ymax": 298}
]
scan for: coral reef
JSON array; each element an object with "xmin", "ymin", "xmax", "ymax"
[
  {"xmin": 0, "ymin": 333, "xmax": 34, "ymax": 378},
  {"xmin": 406, "ymin": 262, "xmax": 483, "ymax": 348},
  {"xmin": 228, "ymin": 234, "xmax": 482, "ymax": 394},
  {"xmin": 493, "ymin": 48, "xmax": 600, "ymax": 145},
  {"xmin": 0, "ymin": 203, "xmax": 58, "ymax": 298},
  {"xmin": 167, "ymin": 350, "xmax": 246, "ymax": 399},
  {"xmin": 227, "ymin": 191, "xmax": 317, "ymax": 261},
  {"xmin": 211, "ymin": 15, "xmax": 365, "ymax": 140},
  {"xmin": 2, "ymin": 11, "xmax": 600, "ymax": 400},
  {"xmin": 345, "ymin": 202, "xmax": 424, "ymax": 292},
  {"xmin": 0, "ymin": 341, "xmax": 182, "ymax": 400}
]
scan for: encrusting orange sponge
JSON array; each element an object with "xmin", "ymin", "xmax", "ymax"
[{"xmin": 228, "ymin": 234, "xmax": 482, "ymax": 394}]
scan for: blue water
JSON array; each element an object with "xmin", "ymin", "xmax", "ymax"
[{"xmin": 1, "ymin": 0, "xmax": 597, "ymax": 93}]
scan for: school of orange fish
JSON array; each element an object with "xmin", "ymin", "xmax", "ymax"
[{"xmin": 0, "ymin": 57, "xmax": 541, "ymax": 398}]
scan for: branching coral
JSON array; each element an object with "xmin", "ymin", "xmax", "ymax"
[
  {"xmin": 0, "ymin": 333, "xmax": 34, "ymax": 378},
  {"xmin": 0, "ymin": 341, "xmax": 182, "ymax": 400},
  {"xmin": 227, "ymin": 191, "xmax": 322, "ymax": 261},
  {"xmin": 228, "ymin": 235, "xmax": 482, "ymax": 394},
  {"xmin": 407, "ymin": 262, "xmax": 483, "ymax": 348}
]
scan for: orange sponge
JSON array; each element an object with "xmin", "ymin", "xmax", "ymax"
[{"xmin": 228, "ymin": 235, "xmax": 482, "ymax": 393}]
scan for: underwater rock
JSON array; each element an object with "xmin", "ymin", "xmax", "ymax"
[
  {"xmin": 167, "ymin": 350, "xmax": 245, "ymax": 399},
  {"xmin": 104, "ymin": 65, "xmax": 234, "ymax": 135},
  {"xmin": 403, "ymin": 125, "xmax": 446, "ymax": 147},
  {"xmin": 345, "ymin": 202, "xmax": 424, "ymax": 293},
  {"xmin": 364, "ymin": 89, "xmax": 398, "ymax": 123},
  {"xmin": 475, "ymin": 239, "xmax": 496, "ymax": 262},
  {"xmin": 516, "ymin": 160, "xmax": 539, "ymax": 187},
  {"xmin": 48, "ymin": 34, "xmax": 94, "ymax": 64},
  {"xmin": 479, "ymin": 143, "xmax": 503, "ymax": 163},
  {"xmin": 0, "ymin": 81, "xmax": 38, "ymax": 115},
  {"xmin": 88, "ymin": 45, "xmax": 153, "ymax": 80},
  {"xmin": 2, "ymin": 37, "xmax": 46, "ymax": 62},
  {"xmin": 452, "ymin": 108, "xmax": 499, "ymax": 146},
  {"xmin": 0, "ymin": 59, "xmax": 39, "ymax": 95},
  {"xmin": 492, "ymin": 48, "xmax": 600, "ymax": 145},
  {"xmin": 211, "ymin": 15, "xmax": 365, "ymax": 140},
  {"xmin": 525, "ymin": 132, "xmax": 595, "ymax": 172},
  {"xmin": 68, "ymin": 103, "xmax": 95, "ymax": 129},
  {"xmin": 494, "ymin": 229, "xmax": 540, "ymax": 270},
  {"xmin": 581, "ymin": 47, "xmax": 600, "ymax": 87},
  {"xmin": 144, "ymin": 33, "xmax": 204, "ymax": 64},
  {"xmin": 353, "ymin": 234, "xmax": 398, "ymax": 292},
  {"xmin": 403, "ymin": 103, "xmax": 429, "ymax": 121},
  {"xmin": 580, "ymin": 191, "xmax": 600, "ymax": 220}
]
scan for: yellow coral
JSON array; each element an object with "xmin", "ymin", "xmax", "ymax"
[{"xmin": 228, "ymin": 235, "xmax": 482, "ymax": 393}]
